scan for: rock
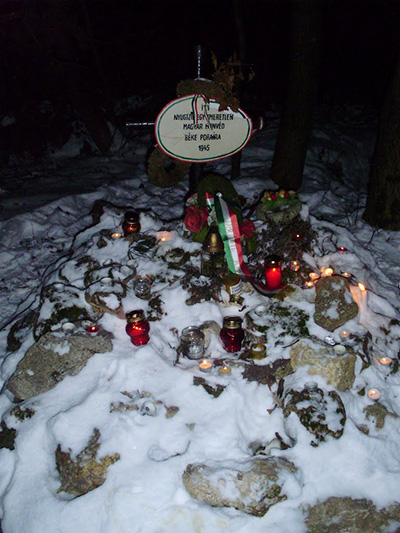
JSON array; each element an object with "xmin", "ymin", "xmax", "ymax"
[
  {"xmin": 34, "ymin": 284, "xmax": 89, "ymax": 340},
  {"xmin": 364, "ymin": 403, "xmax": 398, "ymax": 430},
  {"xmin": 283, "ymin": 386, "xmax": 346, "ymax": 446},
  {"xmin": 182, "ymin": 457, "xmax": 299, "ymax": 517},
  {"xmin": 314, "ymin": 275, "xmax": 358, "ymax": 331},
  {"xmin": 7, "ymin": 310, "xmax": 39, "ymax": 352},
  {"xmin": 0, "ymin": 421, "xmax": 16, "ymax": 450},
  {"xmin": 7, "ymin": 330, "xmax": 113, "ymax": 401},
  {"xmin": 304, "ymin": 497, "xmax": 400, "ymax": 533},
  {"xmin": 290, "ymin": 340, "xmax": 356, "ymax": 391},
  {"xmin": 56, "ymin": 428, "xmax": 119, "ymax": 497},
  {"xmin": 245, "ymin": 301, "xmax": 309, "ymax": 345},
  {"xmin": 242, "ymin": 358, "xmax": 294, "ymax": 387}
]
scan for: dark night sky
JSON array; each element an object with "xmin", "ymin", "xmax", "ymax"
[{"xmin": 0, "ymin": 0, "xmax": 399, "ymax": 117}]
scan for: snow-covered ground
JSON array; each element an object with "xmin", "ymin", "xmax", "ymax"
[{"xmin": 0, "ymin": 105, "xmax": 399, "ymax": 532}]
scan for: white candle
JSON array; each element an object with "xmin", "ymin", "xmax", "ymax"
[
  {"xmin": 199, "ymin": 360, "xmax": 213, "ymax": 373},
  {"xmin": 156, "ymin": 230, "xmax": 173, "ymax": 242},
  {"xmin": 339, "ymin": 329, "xmax": 351, "ymax": 340},
  {"xmin": 321, "ymin": 267, "xmax": 334, "ymax": 277},
  {"xmin": 367, "ymin": 388, "xmax": 381, "ymax": 401},
  {"xmin": 218, "ymin": 365, "xmax": 232, "ymax": 375},
  {"xmin": 62, "ymin": 322, "xmax": 75, "ymax": 332}
]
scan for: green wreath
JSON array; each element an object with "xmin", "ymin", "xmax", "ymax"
[{"xmin": 147, "ymin": 146, "xmax": 190, "ymax": 188}]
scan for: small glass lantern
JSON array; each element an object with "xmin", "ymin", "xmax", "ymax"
[
  {"xmin": 134, "ymin": 277, "xmax": 151, "ymax": 299},
  {"xmin": 126, "ymin": 309, "xmax": 150, "ymax": 346},
  {"xmin": 264, "ymin": 255, "xmax": 282, "ymax": 291},
  {"xmin": 122, "ymin": 211, "xmax": 141, "ymax": 236},
  {"xmin": 180, "ymin": 326, "xmax": 205, "ymax": 359},
  {"xmin": 220, "ymin": 316, "xmax": 244, "ymax": 353},
  {"xmin": 201, "ymin": 226, "xmax": 226, "ymax": 278}
]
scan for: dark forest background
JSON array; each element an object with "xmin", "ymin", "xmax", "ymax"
[
  {"xmin": 0, "ymin": 0, "xmax": 399, "ymax": 228},
  {"xmin": 1, "ymin": 0, "xmax": 398, "ymax": 114}
]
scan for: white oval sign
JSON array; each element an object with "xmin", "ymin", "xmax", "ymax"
[{"xmin": 155, "ymin": 95, "xmax": 252, "ymax": 163}]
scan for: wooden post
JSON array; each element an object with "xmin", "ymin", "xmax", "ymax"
[{"xmin": 189, "ymin": 45, "xmax": 206, "ymax": 193}]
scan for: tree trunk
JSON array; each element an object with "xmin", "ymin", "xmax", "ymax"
[
  {"xmin": 269, "ymin": 0, "xmax": 321, "ymax": 190},
  {"xmin": 363, "ymin": 53, "xmax": 400, "ymax": 230}
]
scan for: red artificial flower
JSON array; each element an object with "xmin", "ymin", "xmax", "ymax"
[
  {"xmin": 239, "ymin": 219, "xmax": 255, "ymax": 239},
  {"xmin": 284, "ymin": 191, "xmax": 290, "ymax": 198},
  {"xmin": 270, "ymin": 193, "xmax": 277, "ymax": 201},
  {"xmin": 184, "ymin": 206, "xmax": 208, "ymax": 233}
]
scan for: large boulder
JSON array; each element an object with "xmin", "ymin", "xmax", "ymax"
[
  {"xmin": 7, "ymin": 329, "xmax": 113, "ymax": 400},
  {"xmin": 290, "ymin": 340, "xmax": 356, "ymax": 391},
  {"xmin": 182, "ymin": 457, "xmax": 299, "ymax": 517},
  {"xmin": 314, "ymin": 275, "xmax": 358, "ymax": 331}
]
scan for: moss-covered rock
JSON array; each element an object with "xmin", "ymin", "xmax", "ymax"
[
  {"xmin": 245, "ymin": 301, "xmax": 310, "ymax": 346},
  {"xmin": 283, "ymin": 386, "xmax": 346, "ymax": 447},
  {"xmin": 7, "ymin": 310, "xmax": 38, "ymax": 351},
  {"xmin": 183, "ymin": 457, "xmax": 299, "ymax": 517},
  {"xmin": 304, "ymin": 497, "xmax": 400, "ymax": 533},
  {"xmin": 0, "ymin": 421, "xmax": 16, "ymax": 450},
  {"xmin": 314, "ymin": 275, "xmax": 359, "ymax": 332},
  {"xmin": 56, "ymin": 428, "xmax": 119, "ymax": 498},
  {"xmin": 290, "ymin": 340, "xmax": 356, "ymax": 391},
  {"xmin": 364, "ymin": 402, "xmax": 398, "ymax": 430}
]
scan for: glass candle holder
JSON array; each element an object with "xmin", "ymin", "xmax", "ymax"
[
  {"xmin": 126, "ymin": 309, "xmax": 150, "ymax": 346},
  {"xmin": 201, "ymin": 226, "xmax": 226, "ymax": 278},
  {"xmin": 122, "ymin": 211, "xmax": 141, "ymax": 236},
  {"xmin": 201, "ymin": 250, "xmax": 226, "ymax": 278},
  {"xmin": 225, "ymin": 273, "xmax": 242, "ymax": 296},
  {"xmin": 220, "ymin": 316, "xmax": 244, "ymax": 353},
  {"xmin": 250, "ymin": 342, "xmax": 266, "ymax": 360},
  {"xmin": 180, "ymin": 326, "xmax": 205, "ymax": 360},
  {"xmin": 264, "ymin": 255, "xmax": 282, "ymax": 291},
  {"xmin": 134, "ymin": 277, "xmax": 151, "ymax": 299},
  {"xmin": 85, "ymin": 325, "xmax": 100, "ymax": 337}
]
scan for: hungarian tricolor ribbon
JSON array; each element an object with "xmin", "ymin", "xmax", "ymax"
[{"xmin": 211, "ymin": 192, "xmax": 277, "ymax": 295}]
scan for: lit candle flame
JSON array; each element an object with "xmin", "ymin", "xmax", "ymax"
[
  {"xmin": 358, "ymin": 282, "xmax": 366, "ymax": 292},
  {"xmin": 367, "ymin": 388, "xmax": 381, "ymax": 400}
]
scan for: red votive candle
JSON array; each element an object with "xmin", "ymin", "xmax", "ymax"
[
  {"xmin": 122, "ymin": 211, "xmax": 141, "ymax": 236},
  {"xmin": 126, "ymin": 310, "xmax": 150, "ymax": 346},
  {"xmin": 264, "ymin": 255, "xmax": 282, "ymax": 291},
  {"xmin": 220, "ymin": 316, "xmax": 244, "ymax": 353},
  {"xmin": 85, "ymin": 325, "xmax": 100, "ymax": 336}
]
